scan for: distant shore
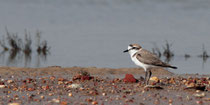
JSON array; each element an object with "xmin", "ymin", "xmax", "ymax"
[{"xmin": 0, "ymin": 66, "xmax": 173, "ymax": 77}]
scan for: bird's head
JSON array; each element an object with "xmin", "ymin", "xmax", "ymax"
[{"xmin": 123, "ymin": 44, "xmax": 142, "ymax": 54}]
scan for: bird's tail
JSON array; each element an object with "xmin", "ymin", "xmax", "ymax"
[{"xmin": 169, "ymin": 66, "xmax": 177, "ymax": 69}]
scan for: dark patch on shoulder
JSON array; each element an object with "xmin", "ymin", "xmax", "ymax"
[{"xmin": 133, "ymin": 53, "xmax": 140, "ymax": 57}]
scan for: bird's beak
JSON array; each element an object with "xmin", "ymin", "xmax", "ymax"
[{"xmin": 123, "ymin": 49, "xmax": 129, "ymax": 53}]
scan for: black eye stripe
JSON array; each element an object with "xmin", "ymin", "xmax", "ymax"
[{"xmin": 132, "ymin": 47, "xmax": 139, "ymax": 50}]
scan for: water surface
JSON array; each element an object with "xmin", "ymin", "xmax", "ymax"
[{"xmin": 0, "ymin": 0, "xmax": 210, "ymax": 74}]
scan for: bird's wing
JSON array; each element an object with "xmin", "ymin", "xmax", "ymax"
[{"xmin": 136, "ymin": 49, "xmax": 171, "ymax": 67}]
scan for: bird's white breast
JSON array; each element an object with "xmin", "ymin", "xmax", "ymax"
[{"xmin": 131, "ymin": 55, "xmax": 150, "ymax": 71}]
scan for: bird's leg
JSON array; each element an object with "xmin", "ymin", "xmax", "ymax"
[
  {"xmin": 144, "ymin": 70, "xmax": 148, "ymax": 85},
  {"xmin": 147, "ymin": 70, "xmax": 152, "ymax": 85}
]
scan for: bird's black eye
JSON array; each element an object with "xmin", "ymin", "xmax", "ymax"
[{"xmin": 133, "ymin": 47, "xmax": 139, "ymax": 50}]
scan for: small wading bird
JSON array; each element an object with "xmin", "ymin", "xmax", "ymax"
[{"xmin": 124, "ymin": 44, "xmax": 177, "ymax": 85}]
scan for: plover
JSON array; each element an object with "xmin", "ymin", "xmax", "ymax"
[{"xmin": 124, "ymin": 44, "xmax": 177, "ymax": 85}]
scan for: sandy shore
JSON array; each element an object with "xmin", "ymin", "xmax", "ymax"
[
  {"xmin": 0, "ymin": 66, "xmax": 174, "ymax": 78},
  {"xmin": 0, "ymin": 66, "xmax": 209, "ymax": 105}
]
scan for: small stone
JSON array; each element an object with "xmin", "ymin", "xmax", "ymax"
[
  {"xmin": 102, "ymin": 93, "xmax": 106, "ymax": 96},
  {"xmin": 27, "ymin": 88, "xmax": 35, "ymax": 91},
  {"xmin": 123, "ymin": 74, "xmax": 137, "ymax": 83},
  {"xmin": 14, "ymin": 95, "xmax": 18, "ymax": 98},
  {"xmin": 49, "ymin": 93, "xmax": 53, "ymax": 96},
  {"xmin": 68, "ymin": 84, "xmax": 82, "ymax": 89},
  {"xmin": 0, "ymin": 85, "xmax": 6, "ymax": 88},
  {"xmin": 50, "ymin": 76, "xmax": 56, "ymax": 80},
  {"xmin": 79, "ymin": 87, "xmax": 85, "ymax": 91},
  {"xmin": 58, "ymin": 81, "xmax": 63, "ymax": 85},
  {"xmin": 116, "ymin": 96, "xmax": 120, "ymax": 100},
  {"xmin": 193, "ymin": 93, "xmax": 205, "ymax": 98},
  {"xmin": 150, "ymin": 77, "xmax": 159, "ymax": 83},
  {"xmin": 186, "ymin": 96, "xmax": 191, "ymax": 100},
  {"xmin": 8, "ymin": 91, "xmax": 11, "ymax": 94},
  {"xmin": 196, "ymin": 90, "xmax": 200, "ymax": 93},
  {"xmin": 89, "ymin": 90, "xmax": 98, "ymax": 95},
  {"xmin": 68, "ymin": 93, "xmax": 73, "ymax": 97},
  {"xmin": 8, "ymin": 103, "xmax": 20, "ymax": 105},
  {"xmin": 162, "ymin": 97, "xmax": 167, "ymax": 100},
  {"xmin": 81, "ymin": 76, "xmax": 94, "ymax": 81},
  {"xmin": 139, "ymin": 103, "xmax": 144, "ymax": 105},
  {"xmin": 125, "ymin": 99, "xmax": 134, "ymax": 103},
  {"xmin": 91, "ymin": 101, "xmax": 98, "ymax": 105},
  {"xmin": 60, "ymin": 101, "xmax": 68, "ymax": 105},
  {"xmin": 52, "ymin": 98, "xmax": 60, "ymax": 103},
  {"xmin": 42, "ymin": 85, "xmax": 49, "ymax": 90},
  {"xmin": 7, "ymin": 80, "xmax": 14, "ymax": 84},
  {"xmin": 111, "ymin": 89, "xmax": 115, "ymax": 93},
  {"xmin": 182, "ymin": 79, "xmax": 187, "ymax": 83},
  {"xmin": 58, "ymin": 78, "xmax": 65, "ymax": 81},
  {"xmin": 73, "ymin": 74, "xmax": 93, "ymax": 81},
  {"xmin": 154, "ymin": 99, "xmax": 160, "ymax": 104},
  {"xmin": 169, "ymin": 78, "xmax": 176, "ymax": 84},
  {"xmin": 13, "ymin": 88, "xmax": 18, "ymax": 91},
  {"xmin": 196, "ymin": 101, "xmax": 203, "ymax": 104},
  {"xmin": 85, "ymin": 98, "xmax": 93, "ymax": 102},
  {"xmin": 168, "ymin": 99, "xmax": 173, "ymax": 103},
  {"xmin": 40, "ymin": 95, "xmax": 44, "ymax": 99}
]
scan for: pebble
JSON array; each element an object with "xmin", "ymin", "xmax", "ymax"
[
  {"xmin": 58, "ymin": 81, "xmax": 63, "ymax": 85},
  {"xmin": 60, "ymin": 101, "xmax": 68, "ymax": 105},
  {"xmin": 68, "ymin": 93, "xmax": 73, "ymax": 97},
  {"xmin": 40, "ymin": 95, "xmax": 44, "ymax": 99},
  {"xmin": 7, "ymin": 80, "xmax": 14, "ymax": 84},
  {"xmin": 123, "ymin": 74, "xmax": 137, "ymax": 83},
  {"xmin": 8, "ymin": 91, "xmax": 11, "ymax": 94},
  {"xmin": 196, "ymin": 101, "xmax": 203, "ymax": 104},
  {"xmin": 182, "ymin": 80, "xmax": 187, "ymax": 83},
  {"xmin": 91, "ymin": 101, "xmax": 98, "ymax": 105},
  {"xmin": 168, "ymin": 99, "xmax": 173, "ymax": 103},
  {"xmin": 193, "ymin": 93, "xmax": 205, "ymax": 98},
  {"xmin": 49, "ymin": 93, "xmax": 53, "ymax": 96},
  {"xmin": 150, "ymin": 77, "xmax": 159, "ymax": 82},
  {"xmin": 8, "ymin": 103, "xmax": 20, "ymax": 105},
  {"xmin": 196, "ymin": 90, "xmax": 200, "ymax": 93},
  {"xmin": 0, "ymin": 85, "xmax": 6, "ymax": 88},
  {"xmin": 68, "ymin": 84, "xmax": 82, "ymax": 89},
  {"xmin": 154, "ymin": 99, "xmax": 160, "ymax": 104},
  {"xmin": 102, "ymin": 93, "xmax": 106, "ymax": 96},
  {"xmin": 52, "ymin": 98, "xmax": 60, "ymax": 103}
]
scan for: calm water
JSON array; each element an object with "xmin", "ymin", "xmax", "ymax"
[{"xmin": 0, "ymin": 0, "xmax": 210, "ymax": 74}]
